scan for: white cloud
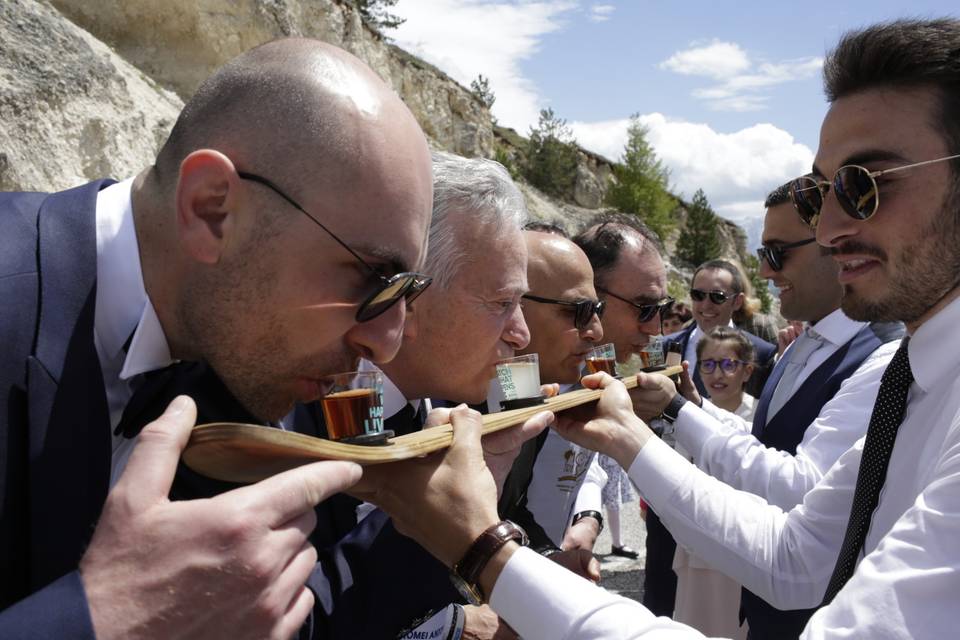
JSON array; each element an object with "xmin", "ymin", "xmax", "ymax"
[
  {"xmin": 589, "ymin": 4, "xmax": 615, "ymax": 22},
  {"xmin": 391, "ymin": 1, "xmax": 577, "ymax": 133},
  {"xmin": 661, "ymin": 41, "xmax": 822, "ymax": 112},
  {"xmin": 570, "ymin": 114, "xmax": 814, "ymax": 221},
  {"xmin": 659, "ymin": 40, "xmax": 751, "ymax": 79}
]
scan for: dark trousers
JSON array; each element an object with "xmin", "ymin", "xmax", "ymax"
[{"xmin": 642, "ymin": 509, "xmax": 678, "ymax": 617}]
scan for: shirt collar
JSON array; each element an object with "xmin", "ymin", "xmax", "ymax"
[
  {"xmin": 95, "ymin": 178, "xmax": 176, "ymax": 378},
  {"xmin": 908, "ymin": 294, "xmax": 960, "ymax": 393},
  {"xmin": 359, "ymin": 359, "xmax": 420, "ymax": 418},
  {"xmin": 809, "ymin": 308, "xmax": 866, "ymax": 347}
]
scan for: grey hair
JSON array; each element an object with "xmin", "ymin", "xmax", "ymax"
[{"xmin": 427, "ymin": 151, "xmax": 528, "ymax": 287}]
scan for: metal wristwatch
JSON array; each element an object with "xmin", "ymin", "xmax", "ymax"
[{"xmin": 450, "ymin": 520, "xmax": 528, "ymax": 605}]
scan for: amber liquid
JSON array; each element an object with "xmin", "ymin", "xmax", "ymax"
[
  {"xmin": 321, "ymin": 388, "xmax": 382, "ymax": 440},
  {"xmin": 586, "ymin": 357, "xmax": 617, "ymax": 375}
]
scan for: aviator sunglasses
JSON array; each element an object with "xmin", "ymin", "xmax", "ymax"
[
  {"xmin": 522, "ymin": 294, "xmax": 605, "ymax": 330},
  {"xmin": 698, "ymin": 358, "xmax": 747, "ymax": 375},
  {"xmin": 597, "ymin": 288, "xmax": 675, "ymax": 323},
  {"xmin": 238, "ymin": 172, "xmax": 432, "ymax": 322},
  {"xmin": 689, "ymin": 288, "xmax": 734, "ymax": 305},
  {"xmin": 790, "ymin": 153, "xmax": 960, "ymax": 227},
  {"xmin": 756, "ymin": 237, "xmax": 816, "ymax": 272}
]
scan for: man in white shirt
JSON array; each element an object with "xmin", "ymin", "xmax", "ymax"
[
  {"xmin": 0, "ymin": 39, "xmax": 437, "ymax": 638},
  {"xmin": 359, "ymin": 18, "xmax": 960, "ymax": 640},
  {"xmin": 632, "ymin": 184, "xmax": 902, "ymax": 637}
]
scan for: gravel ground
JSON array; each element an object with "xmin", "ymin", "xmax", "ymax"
[{"xmin": 593, "ymin": 501, "xmax": 648, "ymax": 603}]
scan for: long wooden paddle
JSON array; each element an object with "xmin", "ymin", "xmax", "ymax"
[{"xmin": 182, "ymin": 367, "xmax": 682, "ymax": 483}]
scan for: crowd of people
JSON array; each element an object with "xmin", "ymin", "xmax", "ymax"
[{"xmin": 1, "ymin": 16, "xmax": 959, "ymax": 640}]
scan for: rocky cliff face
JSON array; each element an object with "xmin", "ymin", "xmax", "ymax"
[
  {"xmin": 0, "ymin": 0, "xmax": 181, "ymax": 191},
  {"xmin": 3, "ymin": 0, "xmax": 749, "ymax": 272}
]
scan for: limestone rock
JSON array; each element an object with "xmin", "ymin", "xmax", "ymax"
[
  {"xmin": 0, "ymin": 0, "xmax": 181, "ymax": 191},
  {"xmin": 49, "ymin": 0, "xmax": 493, "ymax": 158}
]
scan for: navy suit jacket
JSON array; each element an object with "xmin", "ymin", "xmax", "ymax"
[
  {"xmin": 0, "ymin": 183, "xmax": 457, "ymax": 638},
  {"xmin": 663, "ymin": 323, "xmax": 776, "ymax": 399}
]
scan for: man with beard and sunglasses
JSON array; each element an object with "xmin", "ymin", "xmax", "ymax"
[
  {"xmin": 666, "ymin": 259, "xmax": 776, "ymax": 400},
  {"xmin": 629, "ymin": 182, "xmax": 902, "ymax": 639},
  {"xmin": 349, "ymin": 18, "xmax": 960, "ymax": 640},
  {"xmin": 0, "ymin": 39, "xmax": 446, "ymax": 639}
]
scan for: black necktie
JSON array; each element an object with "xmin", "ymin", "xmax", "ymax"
[{"xmin": 822, "ymin": 338, "xmax": 913, "ymax": 604}]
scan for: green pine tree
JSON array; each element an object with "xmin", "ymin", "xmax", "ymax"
[
  {"xmin": 352, "ymin": 0, "xmax": 405, "ymax": 32},
  {"xmin": 676, "ymin": 189, "xmax": 722, "ymax": 266},
  {"xmin": 522, "ymin": 108, "xmax": 579, "ymax": 199},
  {"xmin": 470, "ymin": 74, "xmax": 496, "ymax": 109},
  {"xmin": 604, "ymin": 115, "xmax": 676, "ymax": 240}
]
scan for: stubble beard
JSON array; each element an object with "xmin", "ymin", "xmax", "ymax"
[{"xmin": 841, "ymin": 183, "xmax": 960, "ymax": 324}]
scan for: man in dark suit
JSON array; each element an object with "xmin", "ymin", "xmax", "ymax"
[
  {"xmin": 0, "ymin": 38, "xmax": 436, "ymax": 638},
  {"xmin": 663, "ymin": 259, "xmax": 776, "ymax": 399},
  {"xmin": 631, "ymin": 183, "xmax": 902, "ymax": 638}
]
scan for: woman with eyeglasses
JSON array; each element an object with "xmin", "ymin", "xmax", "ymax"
[{"xmin": 672, "ymin": 327, "xmax": 756, "ymax": 640}]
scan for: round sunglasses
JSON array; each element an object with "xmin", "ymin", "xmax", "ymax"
[
  {"xmin": 521, "ymin": 294, "xmax": 605, "ymax": 330},
  {"xmin": 689, "ymin": 288, "xmax": 735, "ymax": 305},
  {"xmin": 756, "ymin": 237, "xmax": 816, "ymax": 272},
  {"xmin": 790, "ymin": 154, "xmax": 960, "ymax": 228},
  {"xmin": 698, "ymin": 358, "xmax": 748, "ymax": 375}
]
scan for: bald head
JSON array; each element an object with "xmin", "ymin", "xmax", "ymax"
[
  {"xmin": 155, "ymin": 38, "xmax": 424, "ymax": 197},
  {"xmin": 526, "ymin": 231, "xmax": 594, "ymax": 294}
]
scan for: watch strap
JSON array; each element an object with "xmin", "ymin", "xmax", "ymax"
[
  {"xmin": 571, "ymin": 509, "xmax": 604, "ymax": 534},
  {"xmin": 453, "ymin": 520, "xmax": 528, "ymax": 589},
  {"xmin": 661, "ymin": 393, "xmax": 688, "ymax": 423}
]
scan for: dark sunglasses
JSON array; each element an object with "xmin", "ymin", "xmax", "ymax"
[
  {"xmin": 756, "ymin": 237, "xmax": 816, "ymax": 272},
  {"xmin": 690, "ymin": 288, "xmax": 735, "ymax": 305},
  {"xmin": 597, "ymin": 288, "xmax": 674, "ymax": 324},
  {"xmin": 522, "ymin": 294, "xmax": 605, "ymax": 330},
  {"xmin": 790, "ymin": 153, "xmax": 960, "ymax": 227},
  {"xmin": 238, "ymin": 172, "xmax": 432, "ymax": 322},
  {"xmin": 698, "ymin": 358, "xmax": 747, "ymax": 374}
]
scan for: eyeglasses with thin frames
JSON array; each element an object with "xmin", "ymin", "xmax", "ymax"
[
  {"xmin": 521, "ymin": 294, "xmax": 605, "ymax": 330},
  {"xmin": 756, "ymin": 237, "xmax": 816, "ymax": 272},
  {"xmin": 790, "ymin": 153, "xmax": 960, "ymax": 228},
  {"xmin": 597, "ymin": 288, "xmax": 674, "ymax": 324},
  {"xmin": 237, "ymin": 171, "xmax": 432, "ymax": 322},
  {"xmin": 698, "ymin": 358, "xmax": 748, "ymax": 375}
]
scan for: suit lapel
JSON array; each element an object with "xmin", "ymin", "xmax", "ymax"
[{"xmin": 27, "ymin": 181, "xmax": 114, "ymax": 590}]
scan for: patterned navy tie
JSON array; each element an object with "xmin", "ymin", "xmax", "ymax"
[{"xmin": 822, "ymin": 338, "xmax": 913, "ymax": 604}]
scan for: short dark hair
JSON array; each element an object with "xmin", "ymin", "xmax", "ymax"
[
  {"xmin": 573, "ymin": 213, "xmax": 662, "ymax": 287},
  {"xmin": 764, "ymin": 182, "xmax": 792, "ymax": 208},
  {"xmin": 695, "ymin": 326, "xmax": 757, "ymax": 365},
  {"xmin": 693, "ymin": 259, "xmax": 745, "ymax": 295},
  {"xmin": 663, "ymin": 301, "xmax": 692, "ymax": 323},
  {"xmin": 524, "ymin": 221, "xmax": 569, "ymax": 237},
  {"xmin": 824, "ymin": 19, "xmax": 960, "ymax": 177}
]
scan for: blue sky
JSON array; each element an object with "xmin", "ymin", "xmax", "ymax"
[{"xmin": 391, "ymin": 1, "xmax": 958, "ymax": 235}]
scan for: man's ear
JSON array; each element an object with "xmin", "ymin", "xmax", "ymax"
[
  {"xmin": 175, "ymin": 150, "xmax": 242, "ymax": 265},
  {"xmin": 401, "ymin": 297, "xmax": 420, "ymax": 340}
]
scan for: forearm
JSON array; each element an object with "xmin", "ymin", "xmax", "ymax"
[{"xmin": 628, "ymin": 436, "xmax": 850, "ymax": 610}]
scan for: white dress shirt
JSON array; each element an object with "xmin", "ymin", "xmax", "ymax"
[
  {"xmin": 94, "ymin": 179, "xmax": 176, "ymax": 486},
  {"xmin": 677, "ymin": 311, "xmax": 898, "ymax": 510},
  {"xmin": 489, "ymin": 296, "xmax": 960, "ymax": 639}
]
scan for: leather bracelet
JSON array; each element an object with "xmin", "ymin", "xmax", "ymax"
[
  {"xmin": 453, "ymin": 520, "xmax": 528, "ymax": 589},
  {"xmin": 660, "ymin": 393, "xmax": 688, "ymax": 424},
  {"xmin": 571, "ymin": 509, "xmax": 604, "ymax": 534}
]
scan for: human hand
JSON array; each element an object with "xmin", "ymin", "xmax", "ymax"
[
  {"xmin": 351, "ymin": 405, "xmax": 503, "ymax": 568},
  {"xmin": 549, "ymin": 548, "xmax": 601, "ymax": 583},
  {"xmin": 561, "ymin": 517, "xmax": 601, "ymax": 552},
  {"xmin": 677, "ymin": 361, "xmax": 701, "ymax": 406},
  {"xmin": 80, "ymin": 396, "xmax": 362, "ymax": 640},
  {"xmin": 778, "ymin": 321, "xmax": 804, "ymax": 356},
  {"xmin": 540, "ymin": 383, "xmax": 561, "ymax": 398},
  {"xmin": 462, "ymin": 605, "xmax": 519, "ymax": 640},
  {"xmin": 422, "ymin": 406, "xmax": 554, "ymax": 496},
  {"xmin": 553, "ymin": 373, "xmax": 653, "ymax": 469},
  {"xmin": 627, "ymin": 371, "xmax": 678, "ymax": 420}
]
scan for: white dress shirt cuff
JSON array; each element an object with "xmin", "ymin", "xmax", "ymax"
[
  {"xmin": 673, "ymin": 399, "xmax": 749, "ymax": 460},
  {"xmin": 627, "ymin": 434, "xmax": 694, "ymax": 507}
]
